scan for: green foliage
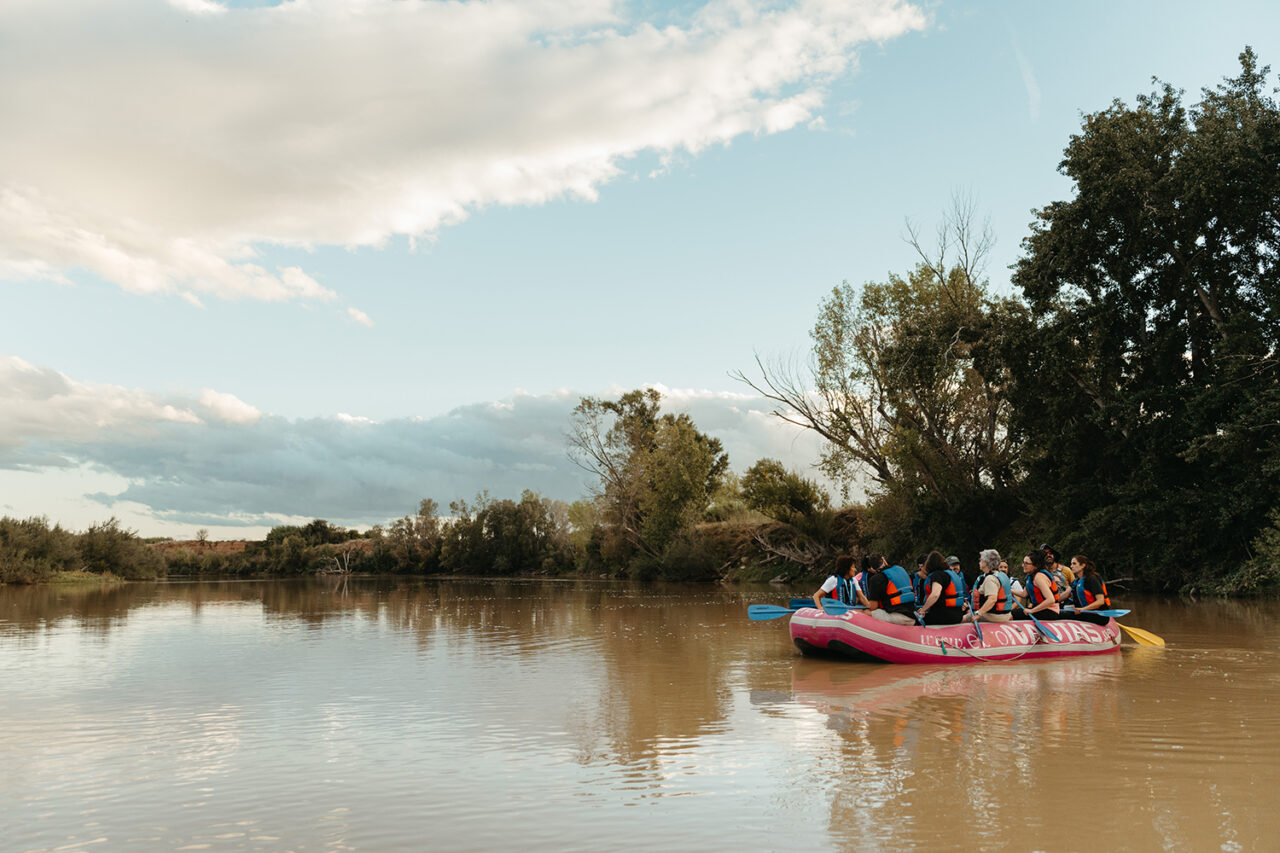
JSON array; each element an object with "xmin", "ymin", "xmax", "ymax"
[
  {"xmin": 568, "ymin": 388, "xmax": 729, "ymax": 572},
  {"xmin": 0, "ymin": 516, "xmax": 79, "ymax": 583},
  {"xmin": 1007, "ymin": 47, "xmax": 1280, "ymax": 590},
  {"xmin": 77, "ymin": 518, "xmax": 165, "ymax": 580},
  {"xmin": 740, "ymin": 199, "xmax": 1022, "ymax": 555},
  {"xmin": 741, "ymin": 459, "xmax": 829, "ymax": 526},
  {"xmin": 436, "ymin": 491, "xmax": 573, "ymax": 576}
]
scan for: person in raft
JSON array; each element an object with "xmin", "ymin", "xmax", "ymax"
[
  {"xmin": 1014, "ymin": 550, "xmax": 1062, "ymax": 620},
  {"xmin": 912, "ymin": 554, "xmax": 929, "ymax": 603},
  {"xmin": 1062, "ymin": 554, "xmax": 1113, "ymax": 626},
  {"xmin": 861, "ymin": 552, "xmax": 918, "ymax": 626},
  {"xmin": 916, "ymin": 551, "xmax": 967, "ymax": 625},
  {"xmin": 1041, "ymin": 544, "xmax": 1075, "ymax": 605},
  {"xmin": 964, "ymin": 548, "xmax": 1014, "ymax": 623},
  {"xmin": 1070, "ymin": 555, "xmax": 1110, "ymax": 610},
  {"xmin": 811, "ymin": 555, "xmax": 859, "ymax": 612}
]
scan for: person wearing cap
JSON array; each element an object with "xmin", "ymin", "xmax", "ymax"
[
  {"xmin": 1041, "ymin": 545, "xmax": 1075, "ymax": 605},
  {"xmin": 917, "ymin": 551, "xmax": 966, "ymax": 625}
]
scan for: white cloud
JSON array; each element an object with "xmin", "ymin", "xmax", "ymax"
[
  {"xmin": 0, "ymin": 0, "xmax": 926, "ymax": 305},
  {"xmin": 346, "ymin": 306, "xmax": 375, "ymax": 327},
  {"xmin": 0, "ymin": 356, "xmax": 836, "ymax": 534},
  {"xmin": 0, "ymin": 355, "xmax": 202, "ymax": 466},
  {"xmin": 199, "ymin": 389, "xmax": 262, "ymax": 425}
]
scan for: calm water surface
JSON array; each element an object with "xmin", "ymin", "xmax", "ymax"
[{"xmin": 1, "ymin": 579, "xmax": 1277, "ymax": 852}]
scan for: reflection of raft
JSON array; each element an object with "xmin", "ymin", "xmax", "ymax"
[{"xmin": 789, "ymin": 608, "xmax": 1121, "ymax": 663}]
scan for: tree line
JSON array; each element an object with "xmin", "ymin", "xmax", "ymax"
[{"xmin": 3, "ymin": 49, "xmax": 1276, "ymax": 594}]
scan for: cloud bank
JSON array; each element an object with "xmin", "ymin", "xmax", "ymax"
[
  {"xmin": 0, "ymin": 356, "xmax": 827, "ymax": 532},
  {"xmin": 0, "ymin": 0, "xmax": 925, "ymax": 308}
]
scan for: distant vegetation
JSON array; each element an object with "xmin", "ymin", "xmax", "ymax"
[{"xmin": 3, "ymin": 49, "xmax": 1277, "ymax": 595}]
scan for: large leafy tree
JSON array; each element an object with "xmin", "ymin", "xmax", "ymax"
[
  {"xmin": 568, "ymin": 388, "xmax": 729, "ymax": 566},
  {"xmin": 1008, "ymin": 48, "xmax": 1280, "ymax": 590},
  {"xmin": 738, "ymin": 199, "xmax": 1021, "ymax": 556}
]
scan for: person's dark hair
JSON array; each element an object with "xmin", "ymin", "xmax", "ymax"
[
  {"xmin": 924, "ymin": 550, "xmax": 948, "ymax": 574},
  {"xmin": 835, "ymin": 555, "xmax": 855, "ymax": 575},
  {"xmin": 1073, "ymin": 554, "xmax": 1097, "ymax": 578},
  {"xmin": 916, "ymin": 553, "xmax": 928, "ymax": 567},
  {"xmin": 1025, "ymin": 550, "xmax": 1045, "ymax": 571},
  {"xmin": 868, "ymin": 553, "xmax": 886, "ymax": 571},
  {"xmin": 1042, "ymin": 545, "xmax": 1059, "ymax": 563},
  {"xmin": 859, "ymin": 554, "xmax": 872, "ymax": 572}
]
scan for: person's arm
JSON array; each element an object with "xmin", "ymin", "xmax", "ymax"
[
  {"xmin": 855, "ymin": 586, "xmax": 872, "ymax": 608},
  {"xmin": 975, "ymin": 579, "xmax": 995, "ymax": 618},
  {"xmin": 919, "ymin": 582, "xmax": 942, "ymax": 616}
]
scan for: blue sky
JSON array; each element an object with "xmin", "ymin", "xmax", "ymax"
[{"xmin": 1, "ymin": 0, "xmax": 1276, "ymax": 538}]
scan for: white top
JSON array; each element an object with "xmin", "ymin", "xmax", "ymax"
[{"xmin": 819, "ymin": 575, "xmax": 839, "ymax": 593}]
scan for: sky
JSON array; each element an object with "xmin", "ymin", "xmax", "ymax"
[{"xmin": 2, "ymin": 0, "xmax": 1277, "ymax": 539}]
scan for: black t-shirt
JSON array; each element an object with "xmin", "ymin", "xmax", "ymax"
[
  {"xmin": 866, "ymin": 571, "xmax": 915, "ymax": 615},
  {"xmin": 1082, "ymin": 575, "xmax": 1108, "ymax": 604},
  {"xmin": 926, "ymin": 570, "xmax": 963, "ymax": 613}
]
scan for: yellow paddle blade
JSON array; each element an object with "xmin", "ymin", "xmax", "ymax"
[{"xmin": 1118, "ymin": 623, "xmax": 1165, "ymax": 647}]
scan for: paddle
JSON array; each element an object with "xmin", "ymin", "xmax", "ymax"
[
  {"xmin": 967, "ymin": 602, "xmax": 984, "ymax": 644},
  {"xmin": 1062, "ymin": 607, "xmax": 1131, "ymax": 618},
  {"xmin": 1011, "ymin": 600, "xmax": 1061, "ymax": 642},
  {"xmin": 750, "ymin": 600, "xmax": 864, "ymax": 620},
  {"xmin": 748, "ymin": 604, "xmax": 798, "ymax": 621},
  {"xmin": 787, "ymin": 598, "xmax": 864, "ymax": 614},
  {"xmin": 1116, "ymin": 623, "xmax": 1165, "ymax": 647}
]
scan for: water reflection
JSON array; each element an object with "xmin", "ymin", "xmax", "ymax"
[{"xmin": 1, "ymin": 579, "xmax": 1278, "ymax": 852}]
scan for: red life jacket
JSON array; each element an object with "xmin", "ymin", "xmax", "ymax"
[
  {"xmin": 1027, "ymin": 568, "xmax": 1059, "ymax": 609},
  {"xmin": 1077, "ymin": 577, "xmax": 1111, "ymax": 608}
]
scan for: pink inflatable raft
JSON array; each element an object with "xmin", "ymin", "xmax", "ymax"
[{"xmin": 789, "ymin": 607, "xmax": 1121, "ymax": 663}]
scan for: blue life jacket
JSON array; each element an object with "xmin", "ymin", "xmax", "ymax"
[
  {"xmin": 1072, "ymin": 576, "xmax": 1111, "ymax": 608},
  {"xmin": 832, "ymin": 574, "xmax": 857, "ymax": 605},
  {"xmin": 991, "ymin": 570, "xmax": 1014, "ymax": 613},
  {"xmin": 944, "ymin": 569, "xmax": 968, "ymax": 609},
  {"xmin": 1026, "ymin": 568, "xmax": 1058, "ymax": 607},
  {"xmin": 880, "ymin": 565, "xmax": 916, "ymax": 607}
]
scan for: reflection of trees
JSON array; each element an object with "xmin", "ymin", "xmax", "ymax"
[
  {"xmin": 787, "ymin": 657, "xmax": 1125, "ymax": 848},
  {"xmin": 0, "ymin": 578, "xmax": 747, "ymax": 785}
]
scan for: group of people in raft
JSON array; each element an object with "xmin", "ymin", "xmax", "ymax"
[{"xmin": 812, "ymin": 544, "xmax": 1113, "ymax": 628}]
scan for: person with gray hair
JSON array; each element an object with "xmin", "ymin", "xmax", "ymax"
[{"xmin": 964, "ymin": 548, "xmax": 1014, "ymax": 623}]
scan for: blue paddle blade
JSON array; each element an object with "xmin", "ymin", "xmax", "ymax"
[
  {"xmin": 789, "ymin": 598, "xmax": 862, "ymax": 614},
  {"xmin": 747, "ymin": 604, "xmax": 795, "ymax": 621}
]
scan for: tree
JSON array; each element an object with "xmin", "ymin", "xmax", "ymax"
[
  {"xmin": 1007, "ymin": 48, "xmax": 1280, "ymax": 590},
  {"xmin": 737, "ymin": 196, "xmax": 1021, "ymax": 554},
  {"xmin": 568, "ymin": 388, "xmax": 729, "ymax": 567}
]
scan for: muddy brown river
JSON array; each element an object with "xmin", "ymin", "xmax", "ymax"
[{"xmin": 2, "ymin": 578, "xmax": 1277, "ymax": 852}]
